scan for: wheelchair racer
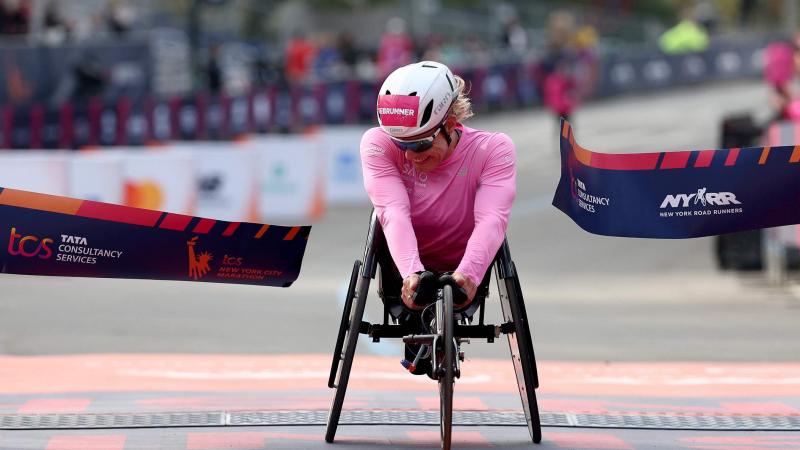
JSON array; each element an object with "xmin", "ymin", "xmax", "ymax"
[{"xmin": 360, "ymin": 60, "xmax": 517, "ymax": 316}]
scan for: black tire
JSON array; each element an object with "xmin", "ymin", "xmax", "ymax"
[
  {"xmin": 328, "ymin": 260, "xmax": 362, "ymax": 388},
  {"xmin": 325, "ymin": 273, "xmax": 370, "ymax": 443},
  {"xmin": 439, "ymin": 286, "xmax": 454, "ymax": 450},
  {"xmin": 497, "ymin": 265, "xmax": 542, "ymax": 444}
]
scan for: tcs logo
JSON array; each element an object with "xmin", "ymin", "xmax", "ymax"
[
  {"xmin": 7, "ymin": 227, "xmax": 54, "ymax": 259},
  {"xmin": 223, "ymin": 255, "xmax": 243, "ymax": 266}
]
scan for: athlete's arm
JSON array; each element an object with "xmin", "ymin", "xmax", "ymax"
[
  {"xmin": 455, "ymin": 133, "xmax": 517, "ymax": 294},
  {"xmin": 360, "ymin": 129, "xmax": 426, "ymax": 279}
]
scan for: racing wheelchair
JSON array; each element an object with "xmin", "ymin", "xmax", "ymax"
[{"xmin": 326, "ymin": 212, "xmax": 542, "ymax": 448}]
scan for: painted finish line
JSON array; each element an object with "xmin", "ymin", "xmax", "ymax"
[{"xmin": 0, "ymin": 355, "xmax": 799, "ymax": 398}]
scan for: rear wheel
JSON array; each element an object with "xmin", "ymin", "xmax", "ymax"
[{"xmin": 438, "ymin": 286, "xmax": 455, "ymax": 450}]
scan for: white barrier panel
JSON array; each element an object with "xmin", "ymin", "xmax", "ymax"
[
  {"xmin": 122, "ymin": 148, "xmax": 195, "ymax": 215},
  {"xmin": 320, "ymin": 126, "xmax": 369, "ymax": 205},
  {"xmin": 246, "ymin": 134, "xmax": 324, "ymax": 224},
  {"xmin": 68, "ymin": 151, "xmax": 125, "ymax": 204},
  {"xmin": 0, "ymin": 151, "xmax": 69, "ymax": 195},
  {"xmin": 172, "ymin": 142, "xmax": 259, "ymax": 222}
]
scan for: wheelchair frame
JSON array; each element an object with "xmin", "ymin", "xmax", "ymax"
[{"xmin": 326, "ymin": 212, "xmax": 542, "ymax": 446}]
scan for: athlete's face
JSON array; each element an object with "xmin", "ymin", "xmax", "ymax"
[{"xmin": 404, "ymin": 121, "xmax": 456, "ymax": 172}]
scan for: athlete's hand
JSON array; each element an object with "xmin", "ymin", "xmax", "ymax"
[
  {"xmin": 452, "ymin": 272, "xmax": 477, "ymax": 307},
  {"xmin": 402, "ymin": 273, "xmax": 424, "ymax": 310}
]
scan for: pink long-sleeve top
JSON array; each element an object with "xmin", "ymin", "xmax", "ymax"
[{"xmin": 360, "ymin": 124, "xmax": 516, "ymax": 286}]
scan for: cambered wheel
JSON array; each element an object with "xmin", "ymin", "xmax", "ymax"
[
  {"xmin": 497, "ymin": 263, "xmax": 542, "ymax": 444},
  {"xmin": 328, "ymin": 260, "xmax": 362, "ymax": 388},
  {"xmin": 325, "ymin": 272, "xmax": 370, "ymax": 443}
]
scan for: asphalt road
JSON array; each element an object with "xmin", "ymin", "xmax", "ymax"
[{"xmin": 2, "ymin": 79, "xmax": 799, "ymax": 362}]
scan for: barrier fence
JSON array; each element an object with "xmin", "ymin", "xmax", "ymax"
[{"xmin": 0, "ymin": 39, "xmax": 771, "ymax": 150}]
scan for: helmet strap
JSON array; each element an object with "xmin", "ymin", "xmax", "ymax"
[{"xmin": 440, "ymin": 124, "xmax": 452, "ymax": 147}]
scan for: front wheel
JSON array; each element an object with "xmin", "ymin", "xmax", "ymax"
[
  {"xmin": 438, "ymin": 286, "xmax": 455, "ymax": 450},
  {"xmin": 496, "ymin": 261, "xmax": 542, "ymax": 444},
  {"xmin": 325, "ymin": 274, "xmax": 371, "ymax": 443},
  {"xmin": 328, "ymin": 260, "xmax": 361, "ymax": 388}
]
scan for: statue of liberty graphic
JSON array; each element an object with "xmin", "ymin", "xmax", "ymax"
[
  {"xmin": 694, "ymin": 187, "xmax": 707, "ymax": 207},
  {"xmin": 187, "ymin": 236, "xmax": 213, "ymax": 280}
]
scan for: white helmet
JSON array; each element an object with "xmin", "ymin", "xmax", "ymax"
[{"xmin": 376, "ymin": 61, "xmax": 457, "ymax": 141}]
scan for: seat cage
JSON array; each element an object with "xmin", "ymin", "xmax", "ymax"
[{"xmin": 361, "ymin": 211, "xmax": 517, "ymax": 343}]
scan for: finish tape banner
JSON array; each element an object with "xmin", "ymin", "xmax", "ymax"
[
  {"xmin": 552, "ymin": 119, "xmax": 800, "ymax": 239},
  {"xmin": 0, "ymin": 187, "xmax": 311, "ymax": 286}
]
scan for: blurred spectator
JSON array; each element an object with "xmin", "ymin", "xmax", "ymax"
[
  {"xmin": 765, "ymin": 41, "xmax": 794, "ymax": 89},
  {"xmin": 206, "ymin": 43, "xmax": 223, "ymax": 93},
  {"xmin": 739, "ymin": 0, "xmax": 757, "ymax": 26},
  {"xmin": 694, "ymin": 0, "xmax": 719, "ymax": 34},
  {"xmin": 284, "ymin": 31, "xmax": 315, "ymax": 83},
  {"xmin": 538, "ymin": 9, "xmax": 574, "ymax": 78},
  {"xmin": 539, "ymin": 11, "xmax": 577, "ymax": 123},
  {"xmin": 441, "ymin": 36, "xmax": 469, "ymax": 67},
  {"xmin": 764, "ymin": 40, "xmax": 797, "ymax": 121},
  {"xmin": 377, "ymin": 17, "xmax": 413, "ymax": 78},
  {"xmin": 0, "ymin": 0, "xmax": 30, "ymax": 36},
  {"xmin": 793, "ymin": 32, "xmax": 800, "ymax": 74},
  {"xmin": 501, "ymin": 17, "xmax": 528, "ymax": 56},
  {"xmin": 354, "ymin": 50, "xmax": 378, "ymax": 81},
  {"xmin": 252, "ymin": 59, "xmax": 276, "ymax": 86},
  {"xmin": 105, "ymin": 0, "xmax": 135, "ymax": 37},
  {"xmin": 572, "ymin": 25, "xmax": 599, "ymax": 100},
  {"xmin": 463, "ymin": 34, "xmax": 490, "ymax": 67},
  {"xmin": 421, "ymin": 34, "xmax": 480, "ymax": 69},
  {"xmin": 543, "ymin": 56, "xmax": 576, "ymax": 122},
  {"xmin": 42, "ymin": 1, "xmax": 71, "ymax": 45},
  {"xmin": 546, "ymin": 10, "xmax": 574, "ymax": 55},
  {"xmin": 72, "ymin": 51, "xmax": 108, "ymax": 100},
  {"xmin": 420, "ymin": 33, "xmax": 444, "ymax": 63},
  {"xmin": 658, "ymin": 7, "xmax": 709, "ymax": 54},
  {"xmin": 337, "ymin": 32, "xmax": 359, "ymax": 74},
  {"xmin": 312, "ymin": 32, "xmax": 345, "ymax": 81}
]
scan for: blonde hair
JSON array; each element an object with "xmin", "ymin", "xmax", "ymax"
[{"xmin": 449, "ymin": 75, "xmax": 474, "ymax": 122}]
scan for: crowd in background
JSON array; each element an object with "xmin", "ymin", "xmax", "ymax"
[
  {"xmin": 271, "ymin": 14, "xmax": 593, "ymax": 85},
  {"xmin": 244, "ymin": 10, "xmax": 602, "ymax": 123},
  {"xmin": 240, "ymin": 0, "xmax": 757, "ymax": 121},
  {"xmin": 6, "ymin": 0, "xmax": 749, "ymax": 124},
  {"xmin": 275, "ymin": 17, "xmax": 478, "ymax": 87},
  {"xmin": 0, "ymin": 0, "xmax": 781, "ymax": 116},
  {"xmin": 0, "ymin": 0, "xmax": 135, "ymax": 43}
]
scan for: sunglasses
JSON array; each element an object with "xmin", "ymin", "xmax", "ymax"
[{"xmin": 392, "ymin": 125, "xmax": 445, "ymax": 153}]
